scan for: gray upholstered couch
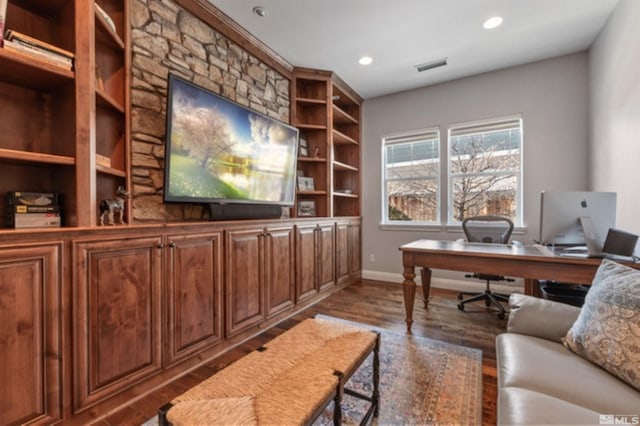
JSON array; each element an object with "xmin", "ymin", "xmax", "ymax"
[{"xmin": 496, "ymin": 293, "xmax": 640, "ymax": 425}]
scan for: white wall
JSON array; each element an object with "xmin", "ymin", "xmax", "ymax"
[
  {"xmin": 590, "ymin": 0, "xmax": 640, "ymax": 237},
  {"xmin": 360, "ymin": 53, "xmax": 590, "ymax": 282}
]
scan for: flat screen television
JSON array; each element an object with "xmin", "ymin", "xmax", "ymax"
[
  {"xmin": 163, "ymin": 74, "xmax": 298, "ymax": 215},
  {"xmin": 539, "ymin": 191, "xmax": 616, "ymax": 245}
]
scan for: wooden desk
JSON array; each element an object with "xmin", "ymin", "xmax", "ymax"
[{"xmin": 399, "ymin": 240, "xmax": 607, "ymax": 333}]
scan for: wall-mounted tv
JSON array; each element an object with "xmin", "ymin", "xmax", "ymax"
[{"xmin": 163, "ymin": 74, "xmax": 298, "ymax": 214}]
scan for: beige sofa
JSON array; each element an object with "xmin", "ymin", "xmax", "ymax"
[{"xmin": 496, "ymin": 293, "xmax": 640, "ymax": 425}]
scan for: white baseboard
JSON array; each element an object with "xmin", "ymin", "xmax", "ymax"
[{"xmin": 361, "ymin": 269, "xmax": 523, "ymax": 294}]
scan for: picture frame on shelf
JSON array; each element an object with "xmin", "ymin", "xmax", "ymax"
[
  {"xmin": 297, "ymin": 200, "xmax": 316, "ymax": 217},
  {"xmin": 299, "ymin": 137, "xmax": 308, "ymax": 157},
  {"xmin": 297, "ymin": 176, "xmax": 315, "ymax": 191}
]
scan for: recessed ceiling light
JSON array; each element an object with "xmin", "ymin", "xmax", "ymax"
[
  {"xmin": 358, "ymin": 56, "xmax": 373, "ymax": 66},
  {"xmin": 252, "ymin": 6, "xmax": 267, "ymax": 17},
  {"xmin": 483, "ymin": 16, "xmax": 503, "ymax": 29}
]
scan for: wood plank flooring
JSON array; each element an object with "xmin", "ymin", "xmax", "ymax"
[{"xmin": 102, "ymin": 280, "xmax": 507, "ymax": 425}]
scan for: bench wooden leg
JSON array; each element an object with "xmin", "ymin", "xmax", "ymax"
[
  {"xmin": 158, "ymin": 402, "xmax": 173, "ymax": 426},
  {"xmin": 333, "ymin": 370, "xmax": 345, "ymax": 425},
  {"xmin": 373, "ymin": 331, "xmax": 380, "ymax": 417}
]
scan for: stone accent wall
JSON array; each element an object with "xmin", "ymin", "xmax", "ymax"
[{"xmin": 130, "ymin": 0, "xmax": 291, "ymax": 222}]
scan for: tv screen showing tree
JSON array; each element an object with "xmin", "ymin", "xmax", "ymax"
[{"xmin": 163, "ymin": 74, "xmax": 298, "ymax": 205}]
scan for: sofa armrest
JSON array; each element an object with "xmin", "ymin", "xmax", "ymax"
[{"xmin": 507, "ymin": 293, "xmax": 581, "ymax": 343}]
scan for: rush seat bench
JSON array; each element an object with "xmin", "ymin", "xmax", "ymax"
[{"xmin": 158, "ymin": 317, "xmax": 380, "ymax": 425}]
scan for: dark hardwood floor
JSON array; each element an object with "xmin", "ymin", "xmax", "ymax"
[{"xmin": 101, "ymin": 280, "xmax": 507, "ymax": 425}]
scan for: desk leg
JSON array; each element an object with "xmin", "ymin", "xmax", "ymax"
[
  {"xmin": 402, "ymin": 266, "xmax": 417, "ymax": 334},
  {"xmin": 525, "ymin": 278, "xmax": 541, "ymax": 297},
  {"xmin": 420, "ymin": 267, "xmax": 432, "ymax": 309}
]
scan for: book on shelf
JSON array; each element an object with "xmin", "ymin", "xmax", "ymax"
[
  {"xmin": 6, "ymin": 191, "xmax": 62, "ymax": 228},
  {"xmin": 2, "ymin": 39, "xmax": 73, "ymax": 70},
  {"xmin": 9, "ymin": 204, "xmax": 62, "ymax": 214},
  {"xmin": 0, "ymin": 0, "xmax": 7, "ymax": 47},
  {"xmin": 5, "ymin": 29, "xmax": 74, "ymax": 59},
  {"xmin": 95, "ymin": 3, "xmax": 117, "ymax": 35},
  {"xmin": 8, "ymin": 191, "xmax": 59, "ymax": 206},
  {"xmin": 7, "ymin": 212, "xmax": 62, "ymax": 228}
]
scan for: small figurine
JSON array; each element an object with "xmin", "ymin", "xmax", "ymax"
[
  {"xmin": 314, "ymin": 146, "xmax": 320, "ymax": 158},
  {"xmin": 99, "ymin": 186, "xmax": 131, "ymax": 226}
]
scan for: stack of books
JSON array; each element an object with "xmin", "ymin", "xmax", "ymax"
[
  {"xmin": 6, "ymin": 191, "xmax": 62, "ymax": 228},
  {"xmin": 2, "ymin": 29, "xmax": 74, "ymax": 70}
]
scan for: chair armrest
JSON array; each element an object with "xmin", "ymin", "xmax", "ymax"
[{"xmin": 506, "ymin": 293, "xmax": 581, "ymax": 343}]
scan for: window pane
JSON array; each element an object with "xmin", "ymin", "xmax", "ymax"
[
  {"xmin": 387, "ymin": 179, "xmax": 438, "ymax": 222},
  {"xmin": 450, "ymin": 174, "xmax": 517, "ymax": 222},
  {"xmin": 450, "ymin": 129, "xmax": 520, "ymax": 174},
  {"xmin": 383, "ymin": 130, "xmax": 440, "ymax": 224},
  {"xmin": 385, "ymin": 139, "xmax": 440, "ymax": 178}
]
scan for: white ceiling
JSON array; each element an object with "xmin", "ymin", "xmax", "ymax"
[{"xmin": 208, "ymin": 0, "xmax": 619, "ymax": 99}]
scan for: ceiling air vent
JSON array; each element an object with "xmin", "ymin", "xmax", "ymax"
[{"xmin": 415, "ymin": 58, "xmax": 448, "ymax": 72}]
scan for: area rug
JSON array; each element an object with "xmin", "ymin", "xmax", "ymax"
[
  {"xmin": 142, "ymin": 317, "xmax": 482, "ymax": 426},
  {"xmin": 311, "ymin": 316, "xmax": 482, "ymax": 425}
]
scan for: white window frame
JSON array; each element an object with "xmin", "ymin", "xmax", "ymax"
[
  {"xmin": 446, "ymin": 115, "xmax": 524, "ymax": 226},
  {"xmin": 381, "ymin": 128, "xmax": 441, "ymax": 226}
]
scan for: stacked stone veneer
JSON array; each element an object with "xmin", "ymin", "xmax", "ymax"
[{"xmin": 130, "ymin": 0, "xmax": 290, "ymax": 221}]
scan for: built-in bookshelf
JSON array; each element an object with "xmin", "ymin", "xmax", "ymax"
[
  {"xmin": 291, "ymin": 68, "xmax": 362, "ymax": 218},
  {"xmin": 0, "ymin": 0, "xmax": 129, "ymax": 229}
]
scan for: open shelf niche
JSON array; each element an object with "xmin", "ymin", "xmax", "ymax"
[
  {"xmin": 0, "ymin": 0, "xmax": 130, "ymax": 229},
  {"xmin": 291, "ymin": 68, "xmax": 362, "ymax": 218}
]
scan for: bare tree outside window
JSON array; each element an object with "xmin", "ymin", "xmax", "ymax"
[
  {"xmin": 382, "ymin": 117, "xmax": 522, "ymax": 226},
  {"xmin": 449, "ymin": 122, "xmax": 522, "ymax": 224},
  {"xmin": 384, "ymin": 131, "xmax": 440, "ymax": 223}
]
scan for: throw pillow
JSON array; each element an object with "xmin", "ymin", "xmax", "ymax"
[{"xmin": 563, "ymin": 259, "xmax": 640, "ymax": 391}]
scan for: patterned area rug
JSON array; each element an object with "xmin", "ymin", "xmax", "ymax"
[
  {"xmin": 312, "ymin": 317, "xmax": 483, "ymax": 425},
  {"xmin": 142, "ymin": 317, "xmax": 482, "ymax": 426}
]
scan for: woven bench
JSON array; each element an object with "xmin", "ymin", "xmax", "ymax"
[{"xmin": 158, "ymin": 317, "xmax": 380, "ymax": 425}]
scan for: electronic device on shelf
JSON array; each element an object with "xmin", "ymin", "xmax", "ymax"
[
  {"xmin": 163, "ymin": 74, "xmax": 299, "ymax": 220},
  {"xmin": 539, "ymin": 191, "xmax": 616, "ymax": 246}
]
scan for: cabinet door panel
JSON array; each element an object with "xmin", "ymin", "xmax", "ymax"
[
  {"xmin": 0, "ymin": 243, "xmax": 61, "ymax": 425},
  {"xmin": 73, "ymin": 236, "xmax": 162, "ymax": 411},
  {"xmin": 336, "ymin": 222, "xmax": 350, "ymax": 284},
  {"xmin": 225, "ymin": 229, "xmax": 264, "ymax": 337},
  {"xmin": 166, "ymin": 232, "xmax": 223, "ymax": 365},
  {"xmin": 318, "ymin": 224, "xmax": 336, "ymax": 292},
  {"xmin": 349, "ymin": 222, "xmax": 361, "ymax": 275},
  {"xmin": 295, "ymin": 224, "xmax": 318, "ymax": 301},
  {"xmin": 265, "ymin": 226, "xmax": 295, "ymax": 317}
]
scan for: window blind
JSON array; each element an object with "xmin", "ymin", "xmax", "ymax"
[{"xmin": 449, "ymin": 116, "xmax": 522, "ymax": 138}]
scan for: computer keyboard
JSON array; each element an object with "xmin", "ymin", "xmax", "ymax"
[{"xmin": 563, "ymin": 245, "xmax": 588, "ymax": 253}]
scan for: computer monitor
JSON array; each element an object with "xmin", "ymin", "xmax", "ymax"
[{"xmin": 539, "ymin": 191, "xmax": 616, "ymax": 245}]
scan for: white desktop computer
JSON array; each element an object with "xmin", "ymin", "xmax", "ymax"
[{"xmin": 539, "ymin": 191, "xmax": 616, "ymax": 246}]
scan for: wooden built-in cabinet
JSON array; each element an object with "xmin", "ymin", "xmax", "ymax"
[
  {"xmin": 337, "ymin": 219, "xmax": 362, "ymax": 285},
  {"xmin": 165, "ymin": 231, "xmax": 223, "ymax": 366},
  {"xmin": 0, "ymin": 0, "xmax": 130, "ymax": 227},
  {"xmin": 291, "ymin": 68, "xmax": 362, "ymax": 218},
  {"xmin": 72, "ymin": 235, "xmax": 163, "ymax": 411},
  {"xmin": 94, "ymin": 0, "xmax": 131, "ymax": 219},
  {"xmin": 295, "ymin": 221, "xmax": 336, "ymax": 301},
  {"xmin": 0, "ymin": 217, "xmax": 359, "ymax": 423},
  {"xmin": 225, "ymin": 224, "xmax": 295, "ymax": 337},
  {"xmin": 0, "ymin": 242, "xmax": 62, "ymax": 425}
]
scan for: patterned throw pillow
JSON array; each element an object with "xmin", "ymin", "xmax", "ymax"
[{"xmin": 563, "ymin": 259, "xmax": 640, "ymax": 391}]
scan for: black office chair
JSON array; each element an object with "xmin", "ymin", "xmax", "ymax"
[{"xmin": 457, "ymin": 215, "xmax": 515, "ymax": 319}]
